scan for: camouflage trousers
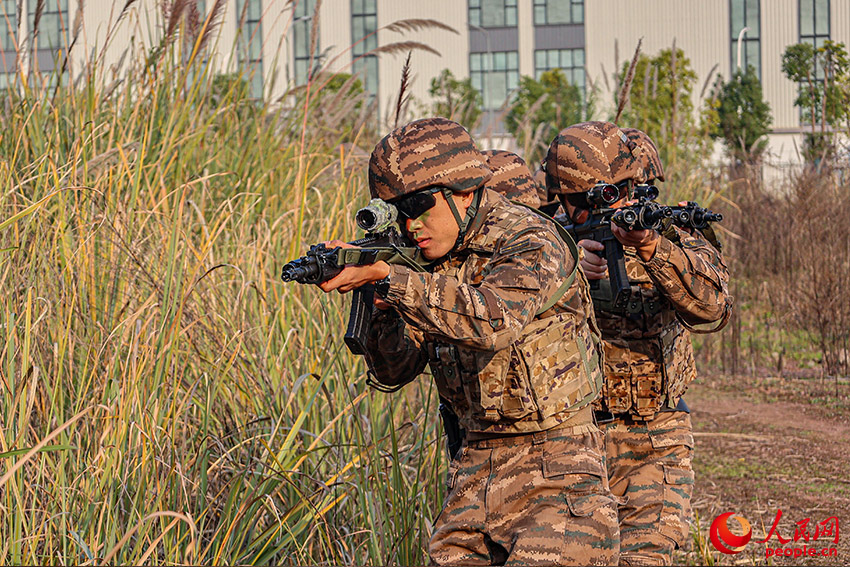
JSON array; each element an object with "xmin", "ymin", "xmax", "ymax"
[
  {"xmin": 600, "ymin": 410, "xmax": 695, "ymax": 566},
  {"xmin": 430, "ymin": 417, "xmax": 620, "ymax": 566}
]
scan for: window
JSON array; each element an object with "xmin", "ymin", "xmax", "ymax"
[
  {"xmin": 29, "ymin": 0, "xmax": 68, "ymax": 51},
  {"xmin": 1, "ymin": 0, "xmax": 16, "ymax": 85},
  {"xmin": 533, "ymin": 0, "xmax": 584, "ymax": 25},
  {"xmin": 294, "ymin": 0, "xmax": 318, "ymax": 84},
  {"xmin": 470, "ymin": 51, "xmax": 518, "ymax": 110},
  {"xmin": 800, "ymin": 0, "xmax": 830, "ymax": 81},
  {"xmin": 469, "ymin": 0, "xmax": 517, "ymax": 28},
  {"xmin": 1, "ymin": 0, "xmax": 16, "ymax": 52},
  {"xmin": 534, "ymin": 48, "xmax": 585, "ymax": 90},
  {"xmin": 729, "ymin": 0, "xmax": 761, "ymax": 78},
  {"xmin": 799, "ymin": 0, "xmax": 830, "ymax": 48},
  {"xmin": 351, "ymin": 0, "xmax": 377, "ymax": 96},
  {"xmin": 236, "ymin": 0, "xmax": 263, "ymax": 98}
]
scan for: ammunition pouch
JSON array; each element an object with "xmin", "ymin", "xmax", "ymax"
[{"xmin": 598, "ymin": 323, "xmax": 695, "ymax": 420}]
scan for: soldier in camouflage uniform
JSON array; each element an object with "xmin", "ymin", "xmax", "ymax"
[
  {"xmin": 319, "ymin": 118, "xmax": 619, "ymax": 566},
  {"xmin": 481, "ymin": 149, "xmax": 543, "ymax": 208},
  {"xmin": 544, "ymin": 121, "xmax": 732, "ymax": 566}
]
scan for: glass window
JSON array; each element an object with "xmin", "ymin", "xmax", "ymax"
[
  {"xmin": 533, "ymin": 0, "xmax": 584, "ymax": 25},
  {"xmin": 799, "ymin": 0, "xmax": 830, "ymax": 77},
  {"xmin": 534, "ymin": 47, "xmax": 586, "ymax": 92},
  {"xmin": 237, "ymin": 0, "xmax": 264, "ymax": 98},
  {"xmin": 351, "ymin": 0, "xmax": 378, "ymax": 95},
  {"xmin": 800, "ymin": 0, "xmax": 830, "ymax": 43},
  {"xmin": 469, "ymin": 0, "xmax": 517, "ymax": 29},
  {"xmin": 469, "ymin": 50, "xmax": 519, "ymax": 109},
  {"xmin": 29, "ymin": 0, "xmax": 68, "ymax": 50},
  {"xmin": 729, "ymin": 0, "xmax": 761, "ymax": 79},
  {"xmin": 1, "ymin": 0, "xmax": 17, "ymax": 52},
  {"xmin": 294, "ymin": 0, "xmax": 319, "ymax": 84},
  {"xmin": 571, "ymin": 1, "xmax": 583, "ymax": 23}
]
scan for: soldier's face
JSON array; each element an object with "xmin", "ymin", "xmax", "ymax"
[{"xmin": 403, "ymin": 190, "xmax": 474, "ymax": 260}]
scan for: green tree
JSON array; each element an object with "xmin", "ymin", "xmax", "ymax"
[
  {"xmin": 428, "ymin": 69, "xmax": 483, "ymax": 132},
  {"xmin": 617, "ymin": 47, "xmax": 698, "ymax": 164},
  {"xmin": 782, "ymin": 40, "xmax": 850, "ymax": 162},
  {"xmin": 709, "ymin": 66, "xmax": 773, "ymax": 164},
  {"xmin": 504, "ymin": 69, "xmax": 587, "ymax": 165}
]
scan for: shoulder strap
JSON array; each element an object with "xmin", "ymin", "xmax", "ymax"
[{"xmin": 510, "ymin": 201, "xmax": 580, "ymax": 316}]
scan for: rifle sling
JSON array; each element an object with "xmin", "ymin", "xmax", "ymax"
[
  {"xmin": 511, "ymin": 201, "xmax": 580, "ymax": 316},
  {"xmin": 338, "ymin": 246, "xmax": 427, "ymax": 272}
]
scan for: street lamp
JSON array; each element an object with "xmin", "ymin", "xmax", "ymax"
[{"xmin": 736, "ymin": 27, "xmax": 749, "ymax": 70}]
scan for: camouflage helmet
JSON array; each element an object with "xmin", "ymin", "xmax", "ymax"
[
  {"xmin": 533, "ymin": 164, "xmax": 561, "ymax": 211},
  {"xmin": 544, "ymin": 121, "xmax": 643, "ymax": 194},
  {"xmin": 481, "ymin": 149, "xmax": 542, "ymax": 208},
  {"xmin": 368, "ymin": 118, "xmax": 492, "ymax": 201},
  {"xmin": 621, "ymin": 127, "xmax": 666, "ymax": 183}
]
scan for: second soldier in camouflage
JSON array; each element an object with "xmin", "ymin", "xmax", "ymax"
[{"xmin": 545, "ymin": 121, "xmax": 732, "ymax": 566}]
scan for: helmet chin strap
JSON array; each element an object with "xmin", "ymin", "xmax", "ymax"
[{"xmin": 440, "ymin": 187, "xmax": 482, "ymax": 250}]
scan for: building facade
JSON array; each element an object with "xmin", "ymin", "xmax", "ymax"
[{"xmin": 1, "ymin": 0, "xmax": 848, "ymax": 166}]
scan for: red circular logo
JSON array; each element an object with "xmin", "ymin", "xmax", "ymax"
[{"xmin": 710, "ymin": 512, "xmax": 753, "ymax": 554}]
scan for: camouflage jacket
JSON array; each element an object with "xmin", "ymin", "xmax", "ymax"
[
  {"xmin": 596, "ymin": 226, "xmax": 732, "ymax": 417},
  {"xmin": 365, "ymin": 189, "xmax": 604, "ymax": 434}
]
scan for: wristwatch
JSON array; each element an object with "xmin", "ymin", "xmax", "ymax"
[{"xmin": 374, "ymin": 275, "xmax": 391, "ymax": 298}]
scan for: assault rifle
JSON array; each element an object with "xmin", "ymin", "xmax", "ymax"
[
  {"xmin": 558, "ymin": 185, "xmax": 672, "ymax": 312},
  {"xmin": 559, "ymin": 185, "xmax": 725, "ymax": 312},
  {"xmin": 281, "ymin": 199, "xmax": 425, "ymax": 355}
]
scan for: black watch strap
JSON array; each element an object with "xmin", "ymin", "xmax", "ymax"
[{"xmin": 374, "ymin": 276, "xmax": 391, "ymax": 298}]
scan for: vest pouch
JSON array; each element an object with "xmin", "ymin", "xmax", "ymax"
[
  {"xmin": 497, "ymin": 344, "xmax": 539, "ymax": 420},
  {"xmin": 627, "ymin": 339, "xmax": 665, "ymax": 418},
  {"xmin": 601, "ymin": 341, "xmax": 632, "ymax": 413},
  {"xmin": 660, "ymin": 325, "xmax": 696, "ymax": 403},
  {"xmin": 519, "ymin": 311, "xmax": 602, "ymax": 420},
  {"xmin": 473, "ymin": 346, "xmax": 540, "ymax": 423}
]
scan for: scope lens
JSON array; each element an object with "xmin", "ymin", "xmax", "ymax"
[
  {"xmin": 600, "ymin": 184, "xmax": 620, "ymax": 203},
  {"xmin": 356, "ymin": 209, "xmax": 377, "ymax": 230},
  {"xmin": 587, "ymin": 183, "xmax": 626, "ymax": 206},
  {"xmin": 634, "ymin": 184, "xmax": 659, "ymax": 200}
]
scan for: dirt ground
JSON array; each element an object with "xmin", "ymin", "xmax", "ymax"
[{"xmin": 674, "ymin": 373, "xmax": 850, "ymax": 566}]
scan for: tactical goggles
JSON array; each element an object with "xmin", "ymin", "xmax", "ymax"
[{"xmin": 394, "ymin": 187, "xmax": 443, "ymax": 221}]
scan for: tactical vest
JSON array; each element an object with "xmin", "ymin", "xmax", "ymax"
[
  {"xmin": 594, "ymin": 250, "xmax": 696, "ymax": 419},
  {"xmin": 426, "ymin": 205, "xmax": 604, "ymax": 434}
]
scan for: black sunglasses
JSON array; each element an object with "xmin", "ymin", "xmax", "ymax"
[{"xmin": 394, "ymin": 187, "xmax": 443, "ymax": 221}]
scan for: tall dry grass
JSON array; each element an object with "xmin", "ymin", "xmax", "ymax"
[
  {"xmin": 0, "ymin": 4, "xmax": 449, "ymax": 565},
  {"xmin": 697, "ymin": 162, "xmax": 850, "ymax": 380}
]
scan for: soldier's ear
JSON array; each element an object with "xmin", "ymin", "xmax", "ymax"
[{"xmin": 458, "ymin": 191, "xmax": 475, "ymax": 207}]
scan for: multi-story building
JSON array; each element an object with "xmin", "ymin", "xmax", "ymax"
[{"xmin": 1, "ymin": 0, "xmax": 848, "ymax": 166}]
